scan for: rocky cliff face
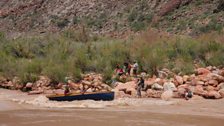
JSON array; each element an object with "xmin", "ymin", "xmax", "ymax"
[{"xmin": 0, "ymin": 0, "xmax": 223, "ymax": 37}]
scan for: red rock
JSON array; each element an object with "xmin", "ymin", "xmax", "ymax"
[
  {"xmin": 193, "ymin": 85, "xmax": 207, "ymax": 96},
  {"xmin": 163, "ymin": 81, "xmax": 177, "ymax": 91},
  {"xmin": 177, "ymin": 87, "xmax": 186, "ymax": 96},
  {"xmin": 217, "ymin": 82, "xmax": 224, "ymax": 90},
  {"xmin": 115, "ymin": 81, "xmax": 136, "ymax": 92},
  {"xmin": 207, "ymin": 91, "xmax": 222, "ymax": 99},
  {"xmin": 146, "ymin": 89, "xmax": 163, "ymax": 98},
  {"xmin": 208, "ymin": 80, "xmax": 219, "ymax": 86},
  {"xmin": 207, "ymin": 73, "xmax": 224, "ymax": 82},
  {"xmin": 178, "ymin": 84, "xmax": 189, "ymax": 89},
  {"xmin": 196, "ymin": 68, "xmax": 211, "ymax": 75},
  {"xmin": 175, "ymin": 75, "xmax": 183, "ymax": 85},
  {"xmin": 206, "ymin": 85, "xmax": 215, "ymax": 91},
  {"xmin": 218, "ymin": 89, "xmax": 224, "ymax": 98},
  {"xmin": 195, "ymin": 80, "xmax": 205, "ymax": 85},
  {"xmin": 43, "ymin": 90, "xmax": 54, "ymax": 94},
  {"xmin": 183, "ymin": 75, "xmax": 190, "ymax": 82},
  {"xmin": 159, "ymin": 0, "xmax": 181, "ymax": 16}
]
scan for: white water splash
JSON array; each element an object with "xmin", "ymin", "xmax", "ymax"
[{"xmin": 11, "ymin": 95, "xmax": 175, "ymax": 109}]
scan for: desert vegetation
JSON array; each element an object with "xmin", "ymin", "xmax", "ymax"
[{"xmin": 0, "ymin": 30, "xmax": 223, "ymax": 86}]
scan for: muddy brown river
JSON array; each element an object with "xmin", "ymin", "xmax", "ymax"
[{"xmin": 0, "ymin": 89, "xmax": 224, "ymax": 126}]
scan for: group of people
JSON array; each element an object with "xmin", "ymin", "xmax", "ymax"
[
  {"xmin": 114, "ymin": 61, "xmax": 145, "ymax": 98},
  {"xmin": 114, "ymin": 61, "xmax": 139, "ymax": 77},
  {"xmin": 63, "ymin": 60, "xmax": 193, "ymax": 100}
]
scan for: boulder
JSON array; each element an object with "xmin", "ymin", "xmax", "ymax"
[
  {"xmin": 217, "ymin": 82, "xmax": 224, "ymax": 90},
  {"xmin": 26, "ymin": 82, "xmax": 33, "ymax": 88},
  {"xmin": 190, "ymin": 95, "xmax": 204, "ymax": 100},
  {"xmin": 101, "ymin": 84, "xmax": 112, "ymax": 91},
  {"xmin": 161, "ymin": 90, "xmax": 173, "ymax": 101},
  {"xmin": 159, "ymin": 0, "xmax": 182, "ymax": 16},
  {"xmin": 175, "ymin": 75, "xmax": 183, "ymax": 85},
  {"xmin": 177, "ymin": 87, "xmax": 186, "ymax": 97},
  {"xmin": 206, "ymin": 85, "xmax": 215, "ymax": 91},
  {"xmin": 36, "ymin": 76, "xmax": 51, "ymax": 87},
  {"xmin": 115, "ymin": 81, "xmax": 136, "ymax": 91},
  {"xmin": 146, "ymin": 89, "xmax": 163, "ymax": 98},
  {"xmin": 178, "ymin": 84, "xmax": 189, "ymax": 89},
  {"xmin": 207, "ymin": 73, "xmax": 224, "ymax": 82},
  {"xmin": 163, "ymin": 82, "xmax": 177, "ymax": 91},
  {"xmin": 206, "ymin": 91, "xmax": 222, "ymax": 99},
  {"xmin": 193, "ymin": 85, "xmax": 207, "ymax": 96},
  {"xmin": 172, "ymin": 91, "xmax": 182, "ymax": 98},
  {"xmin": 81, "ymin": 80, "xmax": 92, "ymax": 85},
  {"xmin": 218, "ymin": 89, "xmax": 224, "ymax": 98},
  {"xmin": 183, "ymin": 75, "xmax": 190, "ymax": 82},
  {"xmin": 195, "ymin": 80, "xmax": 205, "ymax": 86},
  {"xmin": 151, "ymin": 83, "xmax": 163, "ymax": 90},
  {"xmin": 208, "ymin": 80, "xmax": 219, "ymax": 86},
  {"xmin": 196, "ymin": 68, "xmax": 211, "ymax": 75},
  {"xmin": 86, "ymin": 88, "xmax": 93, "ymax": 93}
]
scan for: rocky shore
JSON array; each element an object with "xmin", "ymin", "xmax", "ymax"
[
  {"xmin": 0, "ymin": 66, "xmax": 224, "ymax": 100},
  {"xmin": 115, "ymin": 66, "xmax": 224, "ymax": 100}
]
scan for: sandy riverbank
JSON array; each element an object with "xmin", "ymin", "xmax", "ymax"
[{"xmin": 0, "ymin": 88, "xmax": 224, "ymax": 126}]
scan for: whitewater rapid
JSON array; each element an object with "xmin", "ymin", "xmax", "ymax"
[{"xmin": 0, "ymin": 89, "xmax": 175, "ymax": 109}]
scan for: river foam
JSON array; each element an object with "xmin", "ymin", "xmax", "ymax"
[
  {"xmin": 0, "ymin": 89, "xmax": 175, "ymax": 109},
  {"xmin": 11, "ymin": 95, "xmax": 175, "ymax": 109}
]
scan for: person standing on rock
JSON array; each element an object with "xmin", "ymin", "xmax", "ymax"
[
  {"xmin": 64, "ymin": 83, "xmax": 71, "ymax": 95},
  {"xmin": 136, "ymin": 77, "xmax": 145, "ymax": 98},
  {"xmin": 133, "ymin": 61, "xmax": 139, "ymax": 76},
  {"xmin": 64, "ymin": 77, "xmax": 71, "ymax": 95}
]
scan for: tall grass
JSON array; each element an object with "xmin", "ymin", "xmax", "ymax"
[{"xmin": 0, "ymin": 30, "xmax": 223, "ymax": 84}]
